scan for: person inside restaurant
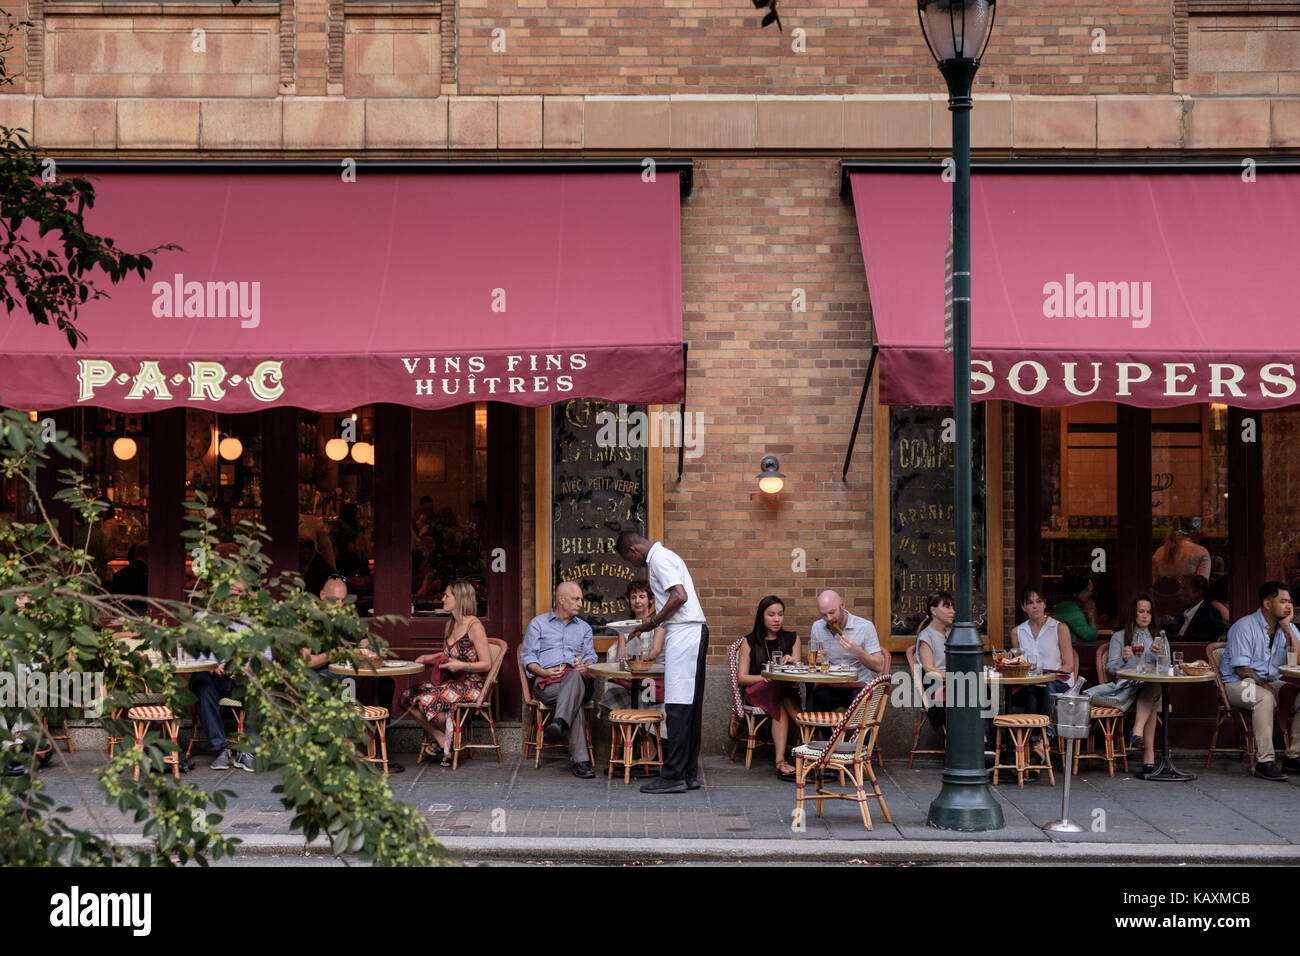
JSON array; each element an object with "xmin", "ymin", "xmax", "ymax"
[
  {"xmin": 915, "ymin": 589, "xmax": 954, "ymax": 728},
  {"xmin": 806, "ymin": 590, "xmax": 885, "ymax": 712},
  {"xmin": 1050, "ymin": 573, "xmax": 1099, "ymax": 642},
  {"xmin": 400, "ymin": 579, "xmax": 491, "ymax": 767},
  {"xmin": 1219, "ymin": 581, "xmax": 1300, "ymax": 782},
  {"xmin": 520, "ymin": 581, "xmax": 598, "ymax": 779},
  {"xmin": 599, "ymin": 580, "xmax": 666, "ymax": 718},
  {"xmin": 735, "ymin": 595, "xmax": 802, "ymax": 781},
  {"xmin": 1085, "ymin": 592, "xmax": 1161, "ymax": 773},
  {"xmin": 1168, "ymin": 574, "xmax": 1228, "ymax": 640},
  {"xmin": 1153, "ymin": 519, "xmax": 1212, "ymax": 581},
  {"xmin": 298, "ymin": 536, "xmax": 335, "ymax": 597},
  {"xmin": 1008, "ymin": 585, "xmax": 1075, "ymax": 764}
]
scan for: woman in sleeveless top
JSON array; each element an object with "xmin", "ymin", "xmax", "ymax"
[
  {"xmin": 1008, "ymin": 585, "xmax": 1076, "ymax": 762},
  {"xmin": 400, "ymin": 579, "xmax": 490, "ymax": 766},
  {"xmin": 736, "ymin": 595, "xmax": 802, "ymax": 780}
]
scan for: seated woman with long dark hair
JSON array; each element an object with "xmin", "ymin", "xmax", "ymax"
[
  {"xmin": 736, "ymin": 595, "xmax": 802, "ymax": 780},
  {"xmin": 1085, "ymin": 591, "xmax": 1161, "ymax": 774}
]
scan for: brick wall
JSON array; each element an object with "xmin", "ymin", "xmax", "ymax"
[
  {"xmin": 456, "ymin": 0, "xmax": 1173, "ymax": 96},
  {"xmin": 661, "ymin": 157, "xmax": 875, "ymax": 662}
]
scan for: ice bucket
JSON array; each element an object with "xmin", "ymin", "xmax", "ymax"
[{"xmin": 1051, "ymin": 691, "xmax": 1091, "ymax": 740}]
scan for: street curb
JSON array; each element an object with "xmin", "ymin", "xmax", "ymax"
[{"xmin": 106, "ymin": 833, "xmax": 1300, "ymax": 864}]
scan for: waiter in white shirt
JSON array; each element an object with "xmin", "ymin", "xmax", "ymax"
[{"xmin": 617, "ymin": 530, "xmax": 708, "ymax": 794}]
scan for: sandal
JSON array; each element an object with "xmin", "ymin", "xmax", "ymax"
[
  {"xmin": 776, "ymin": 762, "xmax": 796, "ymax": 781},
  {"xmin": 440, "ymin": 752, "xmax": 453, "ymax": 767}
]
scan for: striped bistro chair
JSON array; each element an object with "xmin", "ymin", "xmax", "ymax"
[
  {"xmin": 443, "ymin": 638, "xmax": 508, "ymax": 769},
  {"xmin": 127, "ymin": 704, "xmax": 181, "ymax": 781},
  {"xmin": 107, "ymin": 693, "xmax": 167, "ymax": 757},
  {"xmin": 905, "ymin": 644, "xmax": 945, "ymax": 767},
  {"xmin": 795, "ymin": 649, "xmax": 890, "ymax": 767},
  {"xmin": 1065, "ymin": 644, "xmax": 1126, "ymax": 776},
  {"xmin": 517, "ymin": 647, "xmax": 594, "ymax": 767},
  {"xmin": 355, "ymin": 704, "xmax": 390, "ymax": 774},
  {"xmin": 1207, "ymin": 642, "xmax": 1255, "ymax": 770},
  {"xmin": 992, "ymin": 713, "xmax": 1055, "ymax": 789},
  {"xmin": 792, "ymin": 676, "xmax": 892, "ymax": 831},
  {"xmin": 607, "ymin": 709, "xmax": 665, "ymax": 783},
  {"xmin": 727, "ymin": 637, "xmax": 772, "ymax": 769},
  {"xmin": 185, "ymin": 697, "xmax": 246, "ymax": 759}
]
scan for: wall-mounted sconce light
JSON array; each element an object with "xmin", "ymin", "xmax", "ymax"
[{"xmin": 757, "ymin": 455, "xmax": 785, "ymax": 494}]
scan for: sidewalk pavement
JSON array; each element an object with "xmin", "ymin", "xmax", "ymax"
[{"xmin": 24, "ymin": 745, "xmax": 1300, "ymax": 863}]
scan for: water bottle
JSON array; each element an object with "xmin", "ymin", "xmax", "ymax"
[{"xmin": 1157, "ymin": 633, "xmax": 1171, "ymax": 677}]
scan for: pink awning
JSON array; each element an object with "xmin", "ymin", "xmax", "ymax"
[
  {"xmin": 851, "ymin": 171, "xmax": 1300, "ymax": 409},
  {"xmin": 0, "ymin": 172, "xmax": 683, "ymax": 412}
]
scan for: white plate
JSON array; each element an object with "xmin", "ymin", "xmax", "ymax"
[{"xmin": 605, "ymin": 620, "xmax": 644, "ymax": 635}]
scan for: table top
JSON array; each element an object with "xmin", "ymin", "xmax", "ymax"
[
  {"xmin": 172, "ymin": 659, "xmax": 218, "ymax": 674},
  {"xmin": 764, "ymin": 667, "xmax": 861, "ymax": 685},
  {"xmin": 1280, "ymin": 665, "xmax": 1300, "ymax": 680},
  {"xmin": 329, "ymin": 659, "xmax": 425, "ymax": 677},
  {"xmin": 985, "ymin": 671, "xmax": 1056, "ymax": 686},
  {"xmin": 587, "ymin": 661, "xmax": 666, "ymax": 680},
  {"xmin": 1115, "ymin": 667, "xmax": 1214, "ymax": 684}
]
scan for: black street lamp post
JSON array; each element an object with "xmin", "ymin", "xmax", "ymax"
[{"xmin": 918, "ymin": 0, "xmax": 1005, "ymax": 831}]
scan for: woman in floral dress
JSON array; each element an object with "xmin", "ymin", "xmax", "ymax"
[{"xmin": 400, "ymin": 578, "xmax": 490, "ymax": 765}]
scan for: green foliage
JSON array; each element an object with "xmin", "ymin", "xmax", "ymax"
[{"xmin": 0, "ymin": 412, "xmax": 450, "ymax": 867}]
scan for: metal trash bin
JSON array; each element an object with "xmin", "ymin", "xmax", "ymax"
[
  {"xmin": 1051, "ymin": 691, "xmax": 1091, "ymax": 740},
  {"xmin": 1044, "ymin": 689, "xmax": 1091, "ymax": 833}
]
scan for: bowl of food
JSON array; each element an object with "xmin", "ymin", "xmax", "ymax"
[
  {"xmin": 993, "ymin": 652, "xmax": 1030, "ymax": 676},
  {"xmin": 625, "ymin": 658, "xmax": 655, "ymax": 675},
  {"xmin": 1180, "ymin": 660, "xmax": 1212, "ymax": 676}
]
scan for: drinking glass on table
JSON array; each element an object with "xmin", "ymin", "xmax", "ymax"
[
  {"xmin": 817, "ymin": 649, "xmax": 829, "ymax": 673},
  {"xmin": 1173, "ymin": 650, "xmax": 1184, "ymax": 673}
]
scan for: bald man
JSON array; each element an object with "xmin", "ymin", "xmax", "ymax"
[
  {"xmin": 807, "ymin": 590, "xmax": 885, "ymax": 713},
  {"xmin": 520, "ymin": 581, "xmax": 598, "ymax": 778}
]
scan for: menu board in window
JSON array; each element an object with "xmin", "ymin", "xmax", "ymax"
[
  {"xmin": 889, "ymin": 405, "xmax": 987, "ymax": 636},
  {"xmin": 551, "ymin": 401, "xmax": 649, "ymax": 628}
]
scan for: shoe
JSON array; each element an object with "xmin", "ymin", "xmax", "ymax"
[
  {"xmin": 3, "ymin": 762, "xmax": 26, "ymax": 777},
  {"xmin": 685, "ymin": 778, "xmax": 701, "ymax": 790},
  {"xmin": 1282, "ymin": 756, "xmax": 1300, "ymax": 774},
  {"xmin": 1130, "ymin": 735, "xmax": 1144, "ymax": 750},
  {"xmin": 1023, "ymin": 770, "xmax": 1040, "ymax": 783},
  {"xmin": 1254, "ymin": 760, "xmax": 1288, "ymax": 781},
  {"xmin": 776, "ymin": 764, "xmax": 796, "ymax": 782},
  {"xmin": 1139, "ymin": 764, "xmax": 1157, "ymax": 776},
  {"xmin": 543, "ymin": 719, "xmax": 568, "ymax": 745},
  {"xmin": 233, "ymin": 751, "xmax": 255, "ymax": 773},
  {"xmin": 211, "ymin": 748, "xmax": 233, "ymax": 771},
  {"xmin": 639, "ymin": 775, "xmax": 687, "ymax": 794},
  {"xmin": 571, "ymin": 761, "xmax": 595, "ymax": 779}
]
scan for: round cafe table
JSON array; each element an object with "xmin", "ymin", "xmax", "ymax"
[
  {"xmin": 1116, "ymin": 667, "xmax": 1215, "ymax": 781},
  {"xmin": 763, "ymin": 666, "xmax": 861, "ymax": 685},
  {"xmin": 172, "ymin": 658, "xmax": 218, "ymax": 674},
  {"xmin": 587, "ymin": 660, "xmax": 665, "ymax": 709},
  {"xmin": 329, "ymin": 659, "xmax": 425, "ymax": 773},
  {"xmin": 1280, "ymin": 665, "xmax": 1300, "ymax": 681}
]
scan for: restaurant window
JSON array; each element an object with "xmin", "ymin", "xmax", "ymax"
[
  {"xmin": 888, "ymin": 404, "xmax": 987, "ymax": 636},
  {"xmin": 411, "ymin": 404, "xmax": 488, "ymax": 617},
  {"xmin": 1262, "ymin": 407, "xmax": 1300, "ymax": 592},
  {"xmin": 72, "ymin": 408, "xmax": 151, "ymax": 589},
  {"xmin": 1040, "ymin": 403, "xmax": 1118, "ymax": 622},
  {"xmin": 1151, "ymin": 404, "xmax": 1230, "ymax": 618},
  {"xmin": 296, "ymin": 408, "xmax": 375, "ymax": 612},
  {"xmin": 184, "ymin": 410, "xmax": 263, "ymax": 543}
]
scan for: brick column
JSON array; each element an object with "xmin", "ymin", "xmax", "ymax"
[{"xmin": 295, "ymin": 0, "xmax": 328, "ymax": 94}]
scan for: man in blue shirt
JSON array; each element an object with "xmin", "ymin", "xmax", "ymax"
[
  {"xmin": 521, "ymin": 581, "xmax": 598, "ymax": 778},
  {"xmin": 1221, "ymin": 581, "xmax": 1300, "ymax": 781}
]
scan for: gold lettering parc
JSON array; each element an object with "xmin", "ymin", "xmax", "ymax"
[{"xmin": 76, "ymin": 360, "xmax": 285, "ymax": 403}]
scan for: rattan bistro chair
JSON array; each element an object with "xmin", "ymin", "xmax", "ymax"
[
  {"xmin": 794, "ymin": 649, "xmax": 890, "ymax": 767},
  {"xmin": 1207, "ymin": 642, "xmax": 1255, "ymax": 770},
  {"xmin": 727, "ymin": 637, "xmax": 772, "ymax": 768},
  {"xmin": 791, "ymin": 676, "xmax": 893, "ymax": 831},
  {"xmin": 1068, "ymin": 644, "xmax": 1127, "ymax": 776},
  {"xmin": 905, "ymin": 644, "xmax": 945, "ymax": 767},
  {"xmin": 517, "ymin": 646, "xmax": 594, "ymax": 767},
  {"xmin": 185, "ymin": 697, "xmax": 246, "ymax": 758},
  {"xmin": 355, "ymin": 704, "xmax": 391, "ymax": 774},
  {"xmin": 128, "ymin": 704, "xmax": 181, "ymax": 781},
  {"xmin": 443, "ymin": 638, "xmax": 507, "ymax": 769}
]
